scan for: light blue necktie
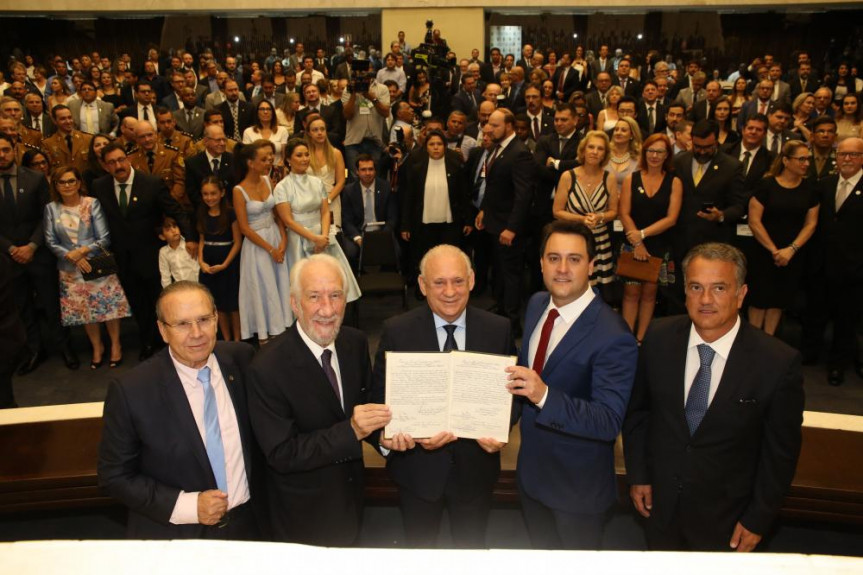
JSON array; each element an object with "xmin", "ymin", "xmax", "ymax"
[
  {"xmin": 684, "ymin": 344, "xmax": 715, "ymax": 435},
  {"xmin": 198, "ymin": 366, "xmax": 228, "ymax": 493},
  {"xmin": 363, "ymin": 187, "xmax": 376, "ymax": 227}
]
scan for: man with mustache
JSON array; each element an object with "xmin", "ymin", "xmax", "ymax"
[{"xmin": 248, "ymin": 254, "xmax": 391, "ymax": 546}]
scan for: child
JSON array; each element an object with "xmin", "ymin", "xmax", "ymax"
[
  {"xmin": 158, "ymin": 216, "xmax": 200, "ymax": 287},
  {"xmin": 197, "ymin": 176, "xmax": 242, "ymax": 341}
]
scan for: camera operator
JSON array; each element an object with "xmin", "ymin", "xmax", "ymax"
[{"xmin": 342, "ymin": 62, "xmax": 390, "ymax": 179}]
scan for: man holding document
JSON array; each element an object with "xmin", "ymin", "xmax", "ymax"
[
  {"xmin": 373, "ymin": 244, "xmax": 516, "ymax": 548},
  {"xmin": 506, "ymin": 220, "xmax": 638, "ymax": 550}
]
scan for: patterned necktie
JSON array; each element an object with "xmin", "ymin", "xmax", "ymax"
[
  {"xmin": 685, "ymin": 344, "xmax": 715, "ymax": 435},
  {"xmin": 198, "ymin": 367, "xmax": 228, "ymax": 493},
  {"xmin": 212, "ymin": 158, "xmax": 220, "ymax": 174},
  {"xmin": 442, "ymin": 324, "xmax": 458, "ymax": 352},
  {"xmin": 321, "ymin": 349, "xmax": 343, "ymax": 408},
  {"xmin": 34, "ymin": 116, "xmax": 41, "ymax": 132},
  {"xmin": 486, "ymin": 145, "xmax": 501, "ymax": 171},
  {"xmin": 531, "ymin": 308, "xmax": 560, "ymax": 375},
  {"xmin": 118, "ymin": 183, "xmax": 128, "ymax": 216},
  {"xmin": 230, "ymin": 104, "xmax": 240, "ymax": 140},
  {"xmin": 694, "ymin": 163, "xmax": 704, "ymax": 186},
  {"xmin": 836, "ymin": 180, "xmax": 851, "ymax": 211},
  {"xmin": 1, "ymin": 175, "xmax": 16, "ymax": 219}
]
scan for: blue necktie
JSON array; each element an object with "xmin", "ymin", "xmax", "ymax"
[
  {"xmin": 198, "ymin": 367, "xmax": 228, "ymax": 493},
  {"xmin": 442, "ymin": 324, "xmax": 458, "ymax": 352},
  {"xmin": 685, "ymin": 344, "xmax": 715, "ymax": 435}
]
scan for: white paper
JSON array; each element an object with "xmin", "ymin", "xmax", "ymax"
[{"xmin": 384, "ymin": 351, "xmax": 516, "ymax": 442}]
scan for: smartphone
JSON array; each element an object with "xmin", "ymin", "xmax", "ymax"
[{"xmin": 701, "ymin": 202, "xmax": 715, "ymax": 212}]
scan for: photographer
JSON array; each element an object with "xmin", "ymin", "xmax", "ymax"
[{"xmin": 342, "ymin": 64, "xmax": 390, "ymax": 179}]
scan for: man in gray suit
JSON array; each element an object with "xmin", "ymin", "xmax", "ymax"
[
  {"xmin": 68, "ymin": 81, "xmax": 118, "ymax": 135},
  {"xmin": 173, "ymin": 87, "xmax": 206, "ymax": 139}
]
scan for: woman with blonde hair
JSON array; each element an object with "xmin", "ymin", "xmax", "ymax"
[
  {"xmin": 276, "ymin": 91, "xmax": 301, "ymax": 136},
  {"xmin": 606, "ymin": 116, "xmax": 642, "ymax": 189},
  {"xmin": 305, "ymin": 115, "xmax": 347, "ymax": 229},
  {"xmin": 553, "ymin": 130, "xmax": 619, "ymax": 298},
  {"xmin": 596, "ymin": 85, "xmax": 623, "ymax": 133}
]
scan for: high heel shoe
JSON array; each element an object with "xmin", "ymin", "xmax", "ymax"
[
  {"xmin": 90, "ymin": 358, "xmax": 104, "ymax": 369},
  {"xmin": 109, "ymin": 356, "xmax": 123, "ymax": 368}
]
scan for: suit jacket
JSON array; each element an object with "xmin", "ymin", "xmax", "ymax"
[
  {"xmin": 251, "ymin": 92, "xmax": 286, "ymax": 110},
  {"xmin": 341, "ymin": 176, "xmax": 398, "ymax": 240},
  {"xmin": 218, "ymin": 100, "xmax": 254, "ymax": 141},
  {"xmin": 90, "ymin": 170, "xmax": 192, "ymax": 279},
  {"xmin": 248, "ymin": 324, "xmax": 372, "ymax": 546},
  {"xmin": 688, "ymin": 99, "xmax": 715, "ymax": 123},
  {"xmin": 43, "ymin": 129, "xmax": 92, "ymax": 174},
  {"xmin": 23, "ymin": 111, "xmax": 56, "ymax": 138},
  {"xmin": 723, "ymin": 143, "xmax": 774, "ymax": 192},
  {"xmin": 612, "ymin": 76, "xmax": 641, "ymax": 98},
  {"xmin": 185, "ymin": 151, "xmax": 236, "ymax": 210},
  {"xmin": 637, "ymin": 100, "xmax": 667, "ymax": 136},
  {"xmin": 551, "ymin": 66, "xmax": 581, "ymax": 102},
  {"xmin": 526, "ymin": 109, "xmax": 554, "ymax": 141},
  {"xmin": 505, "ymin": 82, "xmax": 527, "ymax": 114},
  {"xmin": 533, "ymin": 131, "xmax": 580, "ymax": 219},
  {"xmin": 818, "ymin": 174, "xmax": 863, "ymax": 282},
  {"xmin": 0, "ymin": 166, "xmax": 50, "ymax": 255},
  {"xmin": 44, "ymin": 196, "xmax": 111, "ymax": 273},
  {"xmin": 161, "ymin": 92, "xmax": 182, "ymax": 112},
  {"xmin": 517, "ymin": 291, "xmax": 638, "ymax": 513},
  {"xmin": 450, "ymin": 88, "xmax": 483, "ymax": 120},
  {"xmin": 372, "ymin": 305, "xmax": 515, "ymax": 501},
  {"xmin": 772, "ymin": 80, "xmax": 791, "ymax": 105},
  {"xmin": 173, "ymin": 106, "xmax": 205, "ymax": 139},
  {"xmin": 675, "ymin": 87, "xmax": 706, "ymax": 110},
  {"xmin": 401, "ymin": 152, "xmax": 472, "ymax": 233},
  {"xmin": 623, "ymin": 317, "xmax": 804, "ymax": 536},
  {"xmin": 672, "ymin": 151, "xmax": 747, "ymax": 255},
  {"xmin": 98, "ymin": 343, "xmax": 261, "ymax": 539},
  {"xmin": 788, "ymin": 74, "xmax": 820, "ymax": 100},
  {"xmin": 479, "ymin": 137, "xmax": 536, "ymax": 236},
  {"xmin": 737, "ymin": 99, "xmax": 772, "ymax": 135},
  {"xmin": 585, "ymin": 90, "xmax": 609, "ymax": 122}
]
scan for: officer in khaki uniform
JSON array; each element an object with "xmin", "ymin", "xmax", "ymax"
[
  {"xmin": 42, "ymin": 105, "xmax": 92, "ymax": 174},
  {"xmin": 18, "ymin": 125, "xmax": 43, "ymax": 150},
  {"xmin": 156, "ymin": 107, "xmax": 195, "ymax": 159},
  {"xmin": 0, "ymin": 117, "xmax": 45, "ymax": 166},
  {"xmin": 0, "ymin": 97, "xmax": 43, "ymax": 150},
  {"xmin": 128, "ymin": 121, "xmax": 189, "ymax": 209}
]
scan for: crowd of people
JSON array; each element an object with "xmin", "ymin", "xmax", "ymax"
[{"xmin": 0, "ymin": 29, "xmax": 861, "ymax": 550}]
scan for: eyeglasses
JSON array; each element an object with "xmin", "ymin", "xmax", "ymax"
[
  {"xmin": 160, "ymin": 313, "xmax": 217, "ymax": 333},
  {"xmin": 56, "ymin": 178, "xmax": 79, "ymax": 186},
  {"xmin": 837, "ymin": 151, "xmax": 863, "ymax": 159},
  {"xmin": 645, "ymin": 148, "xmax": 668, "ymax": 156}
]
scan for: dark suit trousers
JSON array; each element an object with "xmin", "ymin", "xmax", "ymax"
[
  {"xmin": 518, "ymin": 484, "xmax": 607, "ymax": 550},
  {"xmin": 11, "ymin": 252, "xmax": 67, "ymax": 353},
  {"xmin": 115, "ymin": 252, "xmax": 163, "ymax": 349},
  {"xmin": 464, "ymin": 228, "xmax": 493, "ymax": 293},
  {"xmin": 644, "ymin": 493, "xmax": 739, "ymax": 551},
  {"xmin": 490, "ymin": 232, "xmax": 525, "ymax": 328},
  {"xmin": 803, "ymin": 273, "xmax": 862, "ymax": 368},
  {"xmin": 398, "ymin": 473, "xmax": 493, "ymax": 549}
]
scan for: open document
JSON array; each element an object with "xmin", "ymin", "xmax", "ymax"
[{"xmin": 384, "ymin": 351, "xmax": 516, "ymax": 443}]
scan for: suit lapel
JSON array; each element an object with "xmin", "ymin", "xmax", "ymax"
[
  {"xmin": 837, "ymin": 179, "xmax": 863, "ymax": 214},
  {"xmin": 287, "ymin": 326, "xmax": 346, "ymax": 418},
  {"xmin": 668, "ymin": 318, "xmax": 692, "ymax": 437},
  {"xmin": 542, "ymin": 296, "xmax": 601, "ymax": 377},
  {"xmin": 335, "ymin": 334, "xmax": 362, "ymax": 416},
  {"xmin": 213, "ymin": 348, "xmax": 253, "ymax": 480},
  {"xmin": 518, "ymin": 293, "xmax": 550, "ymax": 366}
]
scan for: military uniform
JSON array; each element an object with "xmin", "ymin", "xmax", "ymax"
[
  {"xmin": 15, "ymin": 140, "xmax": 47, "ymax": 166},
  {"xmin": 128, "ymin": 142, "xmax": 189, "ymax": 209},
  {"xmin": 162, "ymin": 130, "xmax": 196, "ymax": 159},
  {"xmin": 193, "ymin": 136, "xmax": 238, "ymax": 154},
  {"xmin": 18, "ymin": 125, "xmax": 43, "ymax": 150},
  {"xmin": 116, "ymin": 136, "xmax": 136, "ymax": 154},
  {"xmin": 42, "ymin": 129, "xmax": 92, "ymax": 174},
  {"xmin": 807, "ymin": 149, "xmax": 838, "ymax": 181}
]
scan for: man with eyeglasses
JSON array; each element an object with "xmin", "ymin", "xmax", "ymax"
[
  {"xmin": 91, "ymin": 141, "xmax": 195, "ymax": 360},
  {"xmin": 805, "ymin": 116, "xmax": 838, "ymax": 181},
  {"xmin": 803, "ymin": 137, "xmax": 863, "ymax": 385},
  {"xmin": 99, "ymin": 281, "xmax": 264, "ymax": 539}
]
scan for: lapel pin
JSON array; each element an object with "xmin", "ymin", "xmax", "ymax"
[
  {"xmin": 856, "ymin": 190, "xmax": 861, "ymax": 196},
  {"xmin": 228, "ymin": 375, "xmax": 234, "ymax": 381},
  {"xmin": 133, "ymin": 197, "xmax": 138, "ymax": 202},
  {"xmin": 713, "ymin": 165, "xmax": 718, "ymax": 170}
]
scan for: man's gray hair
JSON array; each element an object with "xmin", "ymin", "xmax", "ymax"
[
  {"xmin": 682, "ymin": 242, "xmax": 747, "ymax": 288},
  {"xmin": 289, "ymin": 253, "xmax": 347, "ymax": 299},
  {"xmin": 156, "ymin": 281, "xmax": 216, "ymax": 322},
  {"xmin": 418, "ymin": 244, "xmax": 474, "ymax": 280}
]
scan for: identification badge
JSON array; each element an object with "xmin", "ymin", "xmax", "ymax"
[
  {"xmin": 612, "ymin": 219, "xmax": 624, "ymax": 232},
  {"xmin": 359, "ymin": 106, "xmax": 371, "ymax": 115},
  {"xmin": 736, "ymin": 224, "xmax": 753, "ymax": 237}
]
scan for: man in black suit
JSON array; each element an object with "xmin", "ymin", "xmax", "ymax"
[
  {"xmin": 689, "ymin": 81, "xmax": 722, "ymax": 123},
  {"xmin": 637, "ymin": 81, "xmax": 666, "ymax": 136},
  {"xmin": 248, "ymin": 254, "xmax": 392, "ymax": 546},
  {"xmin": 117, "ymin": 80, "xmax": 157, "ymax": 130},
  {"xmin": 764, "ymin": 102, "xmax": 801, "ymax": 156},
  {"xmin": 91, "ymin": 142, "xmax": 195, "ymax": 360},
  {"xmin": 217, "ymin": 80, "xmax": 253, "ymax": 142},
  {"xmin": 624, "ymin": 243, "xmax": 804, "ymax": 551},
  {"xmin": 0, "ymin": 133, "xmax": 76, "ymax": 375},
  {"xmin": 372, "ymin": 244, "xmax": 515, "ymax": 547},
  {"xmin": 788, "ymin": 60, "xmax": 820, "ymax": 101},
  {"xmin": 22, "ymin": 93, "xmax": 56, "ymax": 138},
  {"xmin": 551, "ymin": 53, "xmax": 581, "ymax": 103},
  {"xmin": 294, "ymin": 83, "xmax": 342, "ymax": 145},
  {"xmin": 476, "ymin": 108, "xmax": 536, "ymax": 334},
  {"xmin": 505, "ymin": 67, "xmax": 527, "ymax": 114},
  {"xmin": 99, "ymin": 282, "xmax": 262, "ymax": 540},
  {"xmin": 185, "ymin": 124, "xmax": 235, "ymax": 212},
  {"xmin": 340, "ymin": 154, "xmax": 398, "ymax": 271},
  {"xmin": 803, "ymin": 137, "xmax": 863, "ymax": 386},
  {"xmin": 450, "ymin": 73, "xmax": 483, "ymax": 122},
  {"xmin": 524, "ymin": 85, "xmax": 554, "ymax": 143},
  {"xmin": 586, "ymin": 72, "xmax": 613, "ymax": 122},
  {"xmin": 612, "ymin": 58, "xmax": 640, "ymax": 98},
  {"xmin": 479, "ymin": 48, "xmax": 504, "ymax": 86}
]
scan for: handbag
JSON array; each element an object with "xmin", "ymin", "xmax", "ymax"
[
  {"xmin": 617, "ymin": 250, "xmax": 662, "ymax": 283},
  {"xmin": 81, "ymin": 245, "xmax": 118, "ymax": 281}
]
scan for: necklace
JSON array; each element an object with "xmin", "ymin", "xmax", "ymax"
[{"xmin": 610, "ymin": 152, "xmax": 630, "ymax": 165}]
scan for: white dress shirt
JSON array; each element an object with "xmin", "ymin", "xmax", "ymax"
[
  {"xmin": 138, "ymin": 103, "xmax": 157, "ymax": 129},
  {"xmin": 684, "ymin": 317, "xmax": 741, "ymax": 406},
  {"xmin": 528, "ymin": 288, "xmax": 596, "ymax": 408},
  {"xmin": 113, "ymin": 167, "xmax": 135, "ymax": 205},
  {"xmin": 433, "ymin": 310, "xmax": 467, "ymax": 351},
  {"xmin": 168, "ymin": 351, "xmax": 251, "ymax": 524},
  {"xmin": 836, "ymin": 169, "xmax": 862, "ymax": 210},
  {"xmin": 159, "ymin": 238, "xmax": 201, "ymax": 287},
  {"xmin": 297, "ymin": 321, "xmax": 345, "ymax": 410}
]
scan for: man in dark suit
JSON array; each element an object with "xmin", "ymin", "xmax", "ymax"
[
  {"xmin": 217, "ymin": 80, "xmax": 253, "ymax": 142},
  {"xmin": 99, "ymin": 282, "xmax": 262, "ymax": 540},
  {"xmin": 803, "ymin": 137, "xmax": 863, "ymax": 386},
  {"xmin": 624, "ymin": 242, "xmax": 804, "ymax": 551},
  {"xmin": 450, "ymin": 74, "xmax": 483, "ymax": 121},
  {"xmin": 0, "ymin": 133, "xmax": 76, "ymax": 375},
  {"xmin": 586, "ymin": 72, "xmax": 613, "ymax": 122},
  {"xmin": 248, "ymin": 254, "xmax": 392, "ymax": 546},
  {"xmin": 764, "ymin": 102, "xmax": 801, "ymax": 156},
  {"xmin": 551, "ymin": 54, "xmax": 581, "ymax": 103},
  {"xmin": 372, "ymin": 245, "xmax": 515, "ymax": 547},
  {"xmin": 788, "ymin": 60, "xmax": 820, "ymax": 101},
  {"xmin": 737, "ymin": 80, "xmax": 774, "ymax": 136},
  {"xmin": 637, "ymin": 81, "xmax": 667, "ymax": 136},
  {"xmin": 340, "ymin": 154, "xmax": 398, "ymax": 271},
  {"xmin": 507, "ymin": 221, "xmax": 638, "ymax": 549},
  {"xmin": 524, "ymin": 85, "xmax": 554, "ymax": 143},
  {"xmin": 476, "ymin": 108, "xmax": 536, "ymax": 334},
  {"xmin": 160, "ymin": 72, "xmax": 186, "ymax": 112},
  {"xmin": 505, "ymin": 67, "xmax": 527, "ymax": 114},
  {"xmin": 724, "ymin": 114, "xmax": 773, "ymax": 189},
  {"xmin": 479, "ymin": 48, "xmax": 504, "ymax": 86},
  {"xmin": 91, "ymin": 142, "xmax": 195, "ymax": 360},
  {"xmin": 173, "ymin": 87, "xmax": 206, "ymax": 139},
  {"xmin": 612, "ymin": 58, "xmax": 640, "ymax": 98},
  {"xmin": 117, "ymin": 80, "xmax": 157, "ymax": 130},
  {"xmin": 22, "ymin": 93, "xmax": 56, "ymax": 138},
  {"xmin": 185, "ymin": 125, "xmax": 235, "ymax": 212}
]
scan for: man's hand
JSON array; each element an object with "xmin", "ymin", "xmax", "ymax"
[
  {"xmin": 462, "ymin": 225, "xmax": 473, "ymax": 236},
  {"xmin": 380, "ymin": 432, "xmax": 416, "ymax": 452},
  {"xmin": 474, "ymin": 210, "xmax": 485, "ymax": 230},
  {"xmin": 697, "ymin": 207, "xmax": 724, "ymax": 222},
  {"xmin": 630, "ymin": 484, "xmax": 653, "ymax": 518},
  {"xmin": 350, "ymin": 403, "xmax": 392, "ymax": 440},
  {"xmin": 401, "ymin": 231, "xmax": 410, "ymax": 241},
  {"xmin": 185, "ymin": 241, "xmax": 198, "ymax": 258},
  {"xmin": 499, "ymin": 229, "xmax": 515, "ymax": 246},
  {"xmin": 197, "ymin": 490, "xmax": 228, "ymax": 525},
  {"xmin": 729, "ymin": 521, "xmax": 762, "ymax": 552},
  {"xmin": 354, "ymin": 237, "xmax": 363, "ymax": 246},
  {"xmin": 506, "ymin": 365, "xmax": 548, "ymax": 405},
  {"xmin": 417, "ymin": 431, "xmax": 457, "ymax": 451},
  {"xmin": 10, "ymin": 245, "xmax": 35, "ymax": 264},
  {"xmin": 476, "ymin": 438, "xmax": 506, "ymax": 453}
]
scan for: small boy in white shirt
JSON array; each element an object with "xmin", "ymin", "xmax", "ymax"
[{"xmin": 158, "ymin": 217, "xmax": 200, "ymax": 287}]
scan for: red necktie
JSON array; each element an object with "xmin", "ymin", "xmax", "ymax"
[{"xmin": 531, "ymin": 308, "xmax": 560, "ymax": 375}]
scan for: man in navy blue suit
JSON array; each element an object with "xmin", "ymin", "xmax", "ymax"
[
  {"xmin": 340, "ymin": 154, "xmax": 398, "ymax": 271},
  {"xmin": 506, "ymin": 220, "xmax": 638, "ymax": 549}
]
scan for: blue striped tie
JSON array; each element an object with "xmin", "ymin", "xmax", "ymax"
[
  {"xmin": 198, "ymin": 367, "xmax": 228, "ymax": 493},
  {"xmin": 684, "ymin": 344, "xmax": 715, "ymax": 435}
]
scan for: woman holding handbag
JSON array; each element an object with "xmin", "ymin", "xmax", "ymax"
[
  {"xmin": 44, "ymin": 166, "xmax": 130, "ymax": 369},
  {"xmin": 618, "ymin": 133, "xmax": 682, "ymax": 343}
]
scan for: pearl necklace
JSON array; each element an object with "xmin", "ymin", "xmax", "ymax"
[{"xmin": 610, "ymin": 152, "xmax": 631, "ymax": 165}]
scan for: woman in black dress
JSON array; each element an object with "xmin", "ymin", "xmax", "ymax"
[
  {"xmin": 747, "ymin": 140, "xmax": 820, "ymax": 335},
  {"xmin": 618, "ymin": 133, "xmax": 682, "ymax": 343}
]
